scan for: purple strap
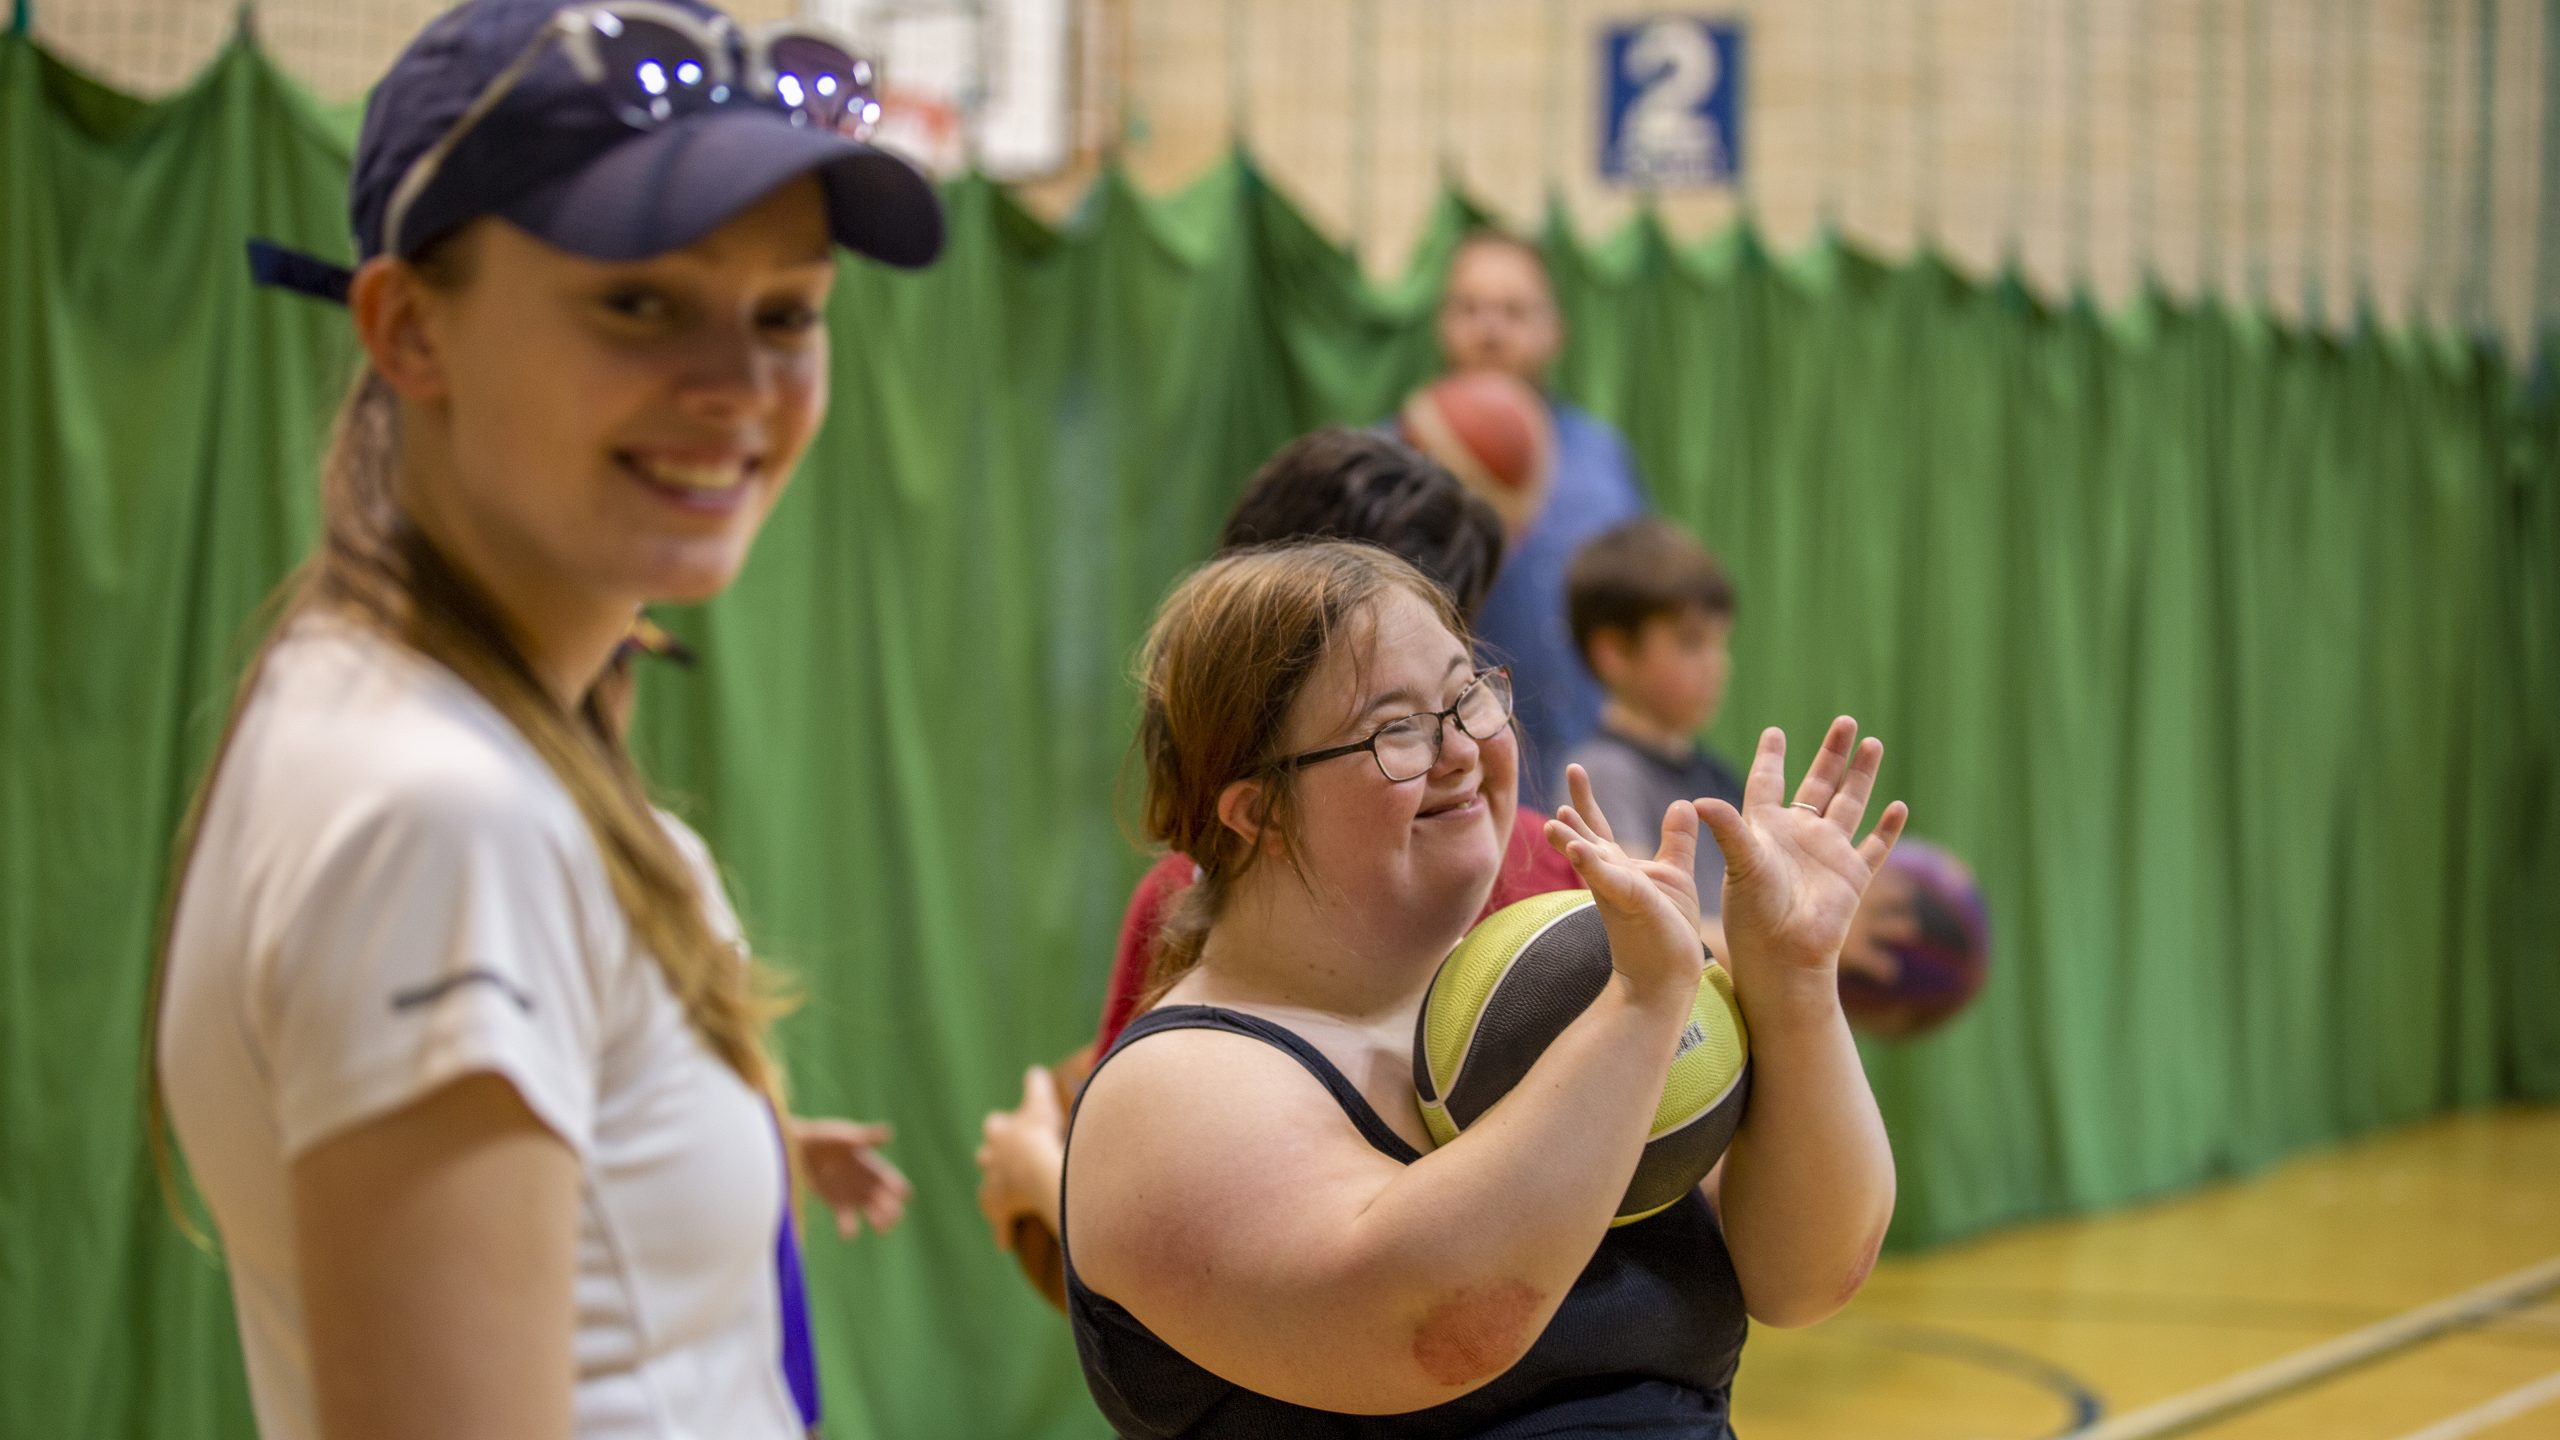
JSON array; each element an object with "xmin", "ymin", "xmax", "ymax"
[{"xmin": 769, "ymin": 1109, "xmax": 822, "ymax": 1429}]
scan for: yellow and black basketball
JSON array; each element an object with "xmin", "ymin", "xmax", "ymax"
[{"xmin": 1414, "ymin": 890, "xmax": 1751, "ymax": 1225}]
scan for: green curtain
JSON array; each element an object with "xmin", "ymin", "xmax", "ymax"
[{"xmin": 5, "ymin": 33, "xmax": 2554, "ymax": 1440}]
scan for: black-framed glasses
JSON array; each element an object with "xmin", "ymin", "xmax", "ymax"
[
  {"xmin": 1278, "ymin": 667, "xmax": 1514, "ymax": 784},
  {"xmin": 384, "ymin": 1, "xmax": 883, "ymax": 255}
]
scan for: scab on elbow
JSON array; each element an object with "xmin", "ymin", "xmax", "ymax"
[
  {"xmin": 1410, "ymin": 1281, "xmax": 1543, "ymax": 1389},
  {"xmin": 1742, "ymin": 1224, "xmax": 1887, "ymax": 1329},
  {"xmin": 1834, "ymin": 1225, "xmax": 1885, "ymax": 1307},
  {"xmin": 1770, "ymin": 1228, "xmax": 1888, "ymax": 1328}
]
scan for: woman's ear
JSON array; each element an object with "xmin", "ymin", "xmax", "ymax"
[
  {"xmin": 1215, "ymin": 777, "xmax": 1277, "ymax": 854},
  {"xmin": 349, "ymin": 256, "xmax": 450, "ymax": 404}
]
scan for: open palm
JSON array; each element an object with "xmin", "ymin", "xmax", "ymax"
[
  {"xmin": 1695, "ymin": 717, "xmax": 1908, "ymax": 977},
  {"xmin": 1545, "ymin": 765, "xmax": 1712, "ymax": 998},
  {"xmin": 795, "ymin": 1117, "xmax": 912, "ymax": 1240}
]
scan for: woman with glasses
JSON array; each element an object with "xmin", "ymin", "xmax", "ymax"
[
  {"xmin": 1062, "ymin": 542, "xmax": 1907, "ymax": 1437},
  {"xmin": 972, "ymin": 428, "xmax": 1584, "ymax": 1303},
  {"xmin": 152, "ymin": 1, "xmax": 936, "ymax": 1436}
]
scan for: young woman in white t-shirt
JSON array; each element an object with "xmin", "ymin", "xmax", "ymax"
[{"xmin": 151, "ymin": 2, "xmax": 944, "ymax": 1436}]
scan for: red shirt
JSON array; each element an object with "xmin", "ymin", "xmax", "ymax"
[{"xmin": 1095, "ymin": 806, "xmax": 1584, "ymax": 1051}]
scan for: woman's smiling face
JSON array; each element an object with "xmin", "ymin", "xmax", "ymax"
[
  {"xmin": 1270, "ymin": 585, "xmax": 1520, "ymax": 948},
  {"xmin": 403, "ymin": 177, "xmax": 838, "ymax": 614}
]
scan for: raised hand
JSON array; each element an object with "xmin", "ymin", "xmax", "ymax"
[
  {"xmin": 1545, "ymin": 764, "xmax": 1709, "ymax": 1001},
  {"xmin": 795, "ymin": 1117, "xmax": 913, "ymax": 1240},
  {"xmin": 1694, "ymin": 718, "xmax": 1908, "ymax": 981},
  {"xmin": 975, "ymin": 1065, "xmax": 1069, "ymax": 1246}
]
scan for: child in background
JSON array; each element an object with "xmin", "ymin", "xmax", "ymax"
[
  {"xmin": 1565, "ymin": 522, "xmax": 1915, "ymax": 983},
  {"xmin": 1564, "ymin": 519, "xmax": 1746, "ymax": 916}
]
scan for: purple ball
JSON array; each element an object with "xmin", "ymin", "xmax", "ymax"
[{"xmin": 1838, "ymin": 837, "xmax": 1991, "ymax": 1038}]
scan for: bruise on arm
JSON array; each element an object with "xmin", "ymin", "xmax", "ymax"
[{"xmin": 1411, "ymin": 1280, "xmax": 1543, "ymax": 1389}]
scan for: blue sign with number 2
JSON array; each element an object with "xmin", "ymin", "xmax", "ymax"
[{"xmin": 1601, "ymin": 17, "xmax": 1744, "ymax": 186}]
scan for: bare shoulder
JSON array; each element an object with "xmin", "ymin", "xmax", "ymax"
[
  {"xmin": 1069, "ymin": 1024, "xmax": 1376, "ymax": 1200},
  {"xmin": 1066, "ymin": 1023, "xmax": 1405, "ymax": 1305}
]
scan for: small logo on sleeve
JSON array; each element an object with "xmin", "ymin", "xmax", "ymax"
[{"xmin": 391, "ymin": 969, "xmax": 535, "ymax": 1015}]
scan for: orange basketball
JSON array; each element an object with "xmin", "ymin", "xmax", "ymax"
[{"xmin": 1399, "ymin": 371, "xmax": 1556, "ymax": 536}]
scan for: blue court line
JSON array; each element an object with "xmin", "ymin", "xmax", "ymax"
[{"xmin": 1828, "ymin": 1319, "xmax": 2107, "ymax": 1437}]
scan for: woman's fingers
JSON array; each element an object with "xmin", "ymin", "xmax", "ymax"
[
  {"xmin": 798, "ymin": 1117, "xmax": 892, "ymax": 1151},
  {"xmin": 1740, "ymin": 727, "xmax": 1789, "ymax": 811},
  {"xmin": 1552, "ymin": 804, "xmax": 1606, "ymax": 848},
  {"xmin": 865, "ymin": 1190, "xmax": 905, "ymax": 1233},
  {"xmin": 1652, "ymin": 799, "xmax": 1701, "ymax": 876},
  {"xmin": 1564, "ymin": 764, "xmax": 1619, "ymax": 844},
  {"xmin": 1789, "ymin": 717, "xmax": 1859, "ymax": 813},
  {"xmin": 1561, "ymin": 836, "xmax": 1643, "ymax": 911},
  {"xmin": 1854, "ymin": 801, "xmax": 1910, "ymax": 873},
  {"xmin": 878, "ymin": 1152, "xmax": 915, "ymax": 1203},
  {"xmin": 1022, "ymin": 1065, "xmax": 1062, "ymax": 1125},
  {"xmin": 1693, "ymin": 797, "xmax": 1754, "ymax": 880},
  {"xmin": 861, "ymin": 1153, "xmax": 910, "ymax": 1233},
  {"xmin": 1559, "ymin": 835, "xmax": 1611, "ymax": 889},
  {"xmin": 1826, "ymin": 736, "xmax": 1885, "ymax": 835}
]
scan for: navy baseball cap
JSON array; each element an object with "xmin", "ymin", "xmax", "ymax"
[{"xmin": 251, "ymin": 0, "xmax": 942, "ymax": 303}]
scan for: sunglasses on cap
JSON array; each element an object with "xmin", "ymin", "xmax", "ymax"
[{"xmin": 385, "ymin": 0, "xmax": 884, "ymax": 258}]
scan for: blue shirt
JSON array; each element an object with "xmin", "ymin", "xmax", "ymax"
[{"xmin": 1474, "ymin": 401, "xmax": 1649, "ymax": 809}]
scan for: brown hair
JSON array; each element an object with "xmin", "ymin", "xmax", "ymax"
[
  {"xmin": 1565, "ymin": 517, "xmax": 1737, "ymax": 670},
  {"xmin": 1133, "ymin": 542, "xmax": 1465, "ymax": 1004},
  {"xmin": 149, "ymin": 234, "xmax": 790, "ymax": 1225}
]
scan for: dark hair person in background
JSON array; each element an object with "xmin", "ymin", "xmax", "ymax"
[
  {"xmin": 1216, "ymin": 428, "xmax": 1509, "ymax": 615},
  {"xmin": 1436, "ymin": 229, "xmax": 1650, "ymax": 811},
  {"xmin": 150, "ymin": 1, "xmax": 936, "ymax": 1435}
]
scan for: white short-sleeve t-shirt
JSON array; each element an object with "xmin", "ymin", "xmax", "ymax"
[{"xmin": 158, "ymin": 617, "xmax": 804, "ymax": 1440}]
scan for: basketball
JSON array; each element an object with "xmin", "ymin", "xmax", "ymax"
[
  {"xmin": 1838, "ymin": 838, "xmax": 1991, "ymax": 1039},
  {"xmin": 1415, "ymin": 890, "xmax": 1750, "ymax": 1225},
  {"xmin": 1397, "ymin": 370, "xmax": 1556, "ymax": 537}
]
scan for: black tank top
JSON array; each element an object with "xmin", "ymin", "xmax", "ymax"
[{"xmin": 1063, "ymin": 1005, "xmax": 1749, "ymax": 1439}]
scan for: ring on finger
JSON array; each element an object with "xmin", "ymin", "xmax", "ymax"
[{"xmin": 1789, "ymin": 801, "xmax": 1824, "ymax": 814}]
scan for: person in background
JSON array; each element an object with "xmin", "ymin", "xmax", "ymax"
[
  {"xmin": 1565, "ymin": 518, "xmax": 1914, "ymax": 979},
  {"xmin": 1563, "ymin": 519, "xmax": 1746, "ymax": 915},
  {"xmin": 1437, "ymin": 229, "xmax": 1649, "ymax": 809}
]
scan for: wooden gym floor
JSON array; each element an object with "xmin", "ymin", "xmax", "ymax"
[{"xmin": 1730, "ymin": 1106, "xmax": 2560, "ymax": 1440}]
